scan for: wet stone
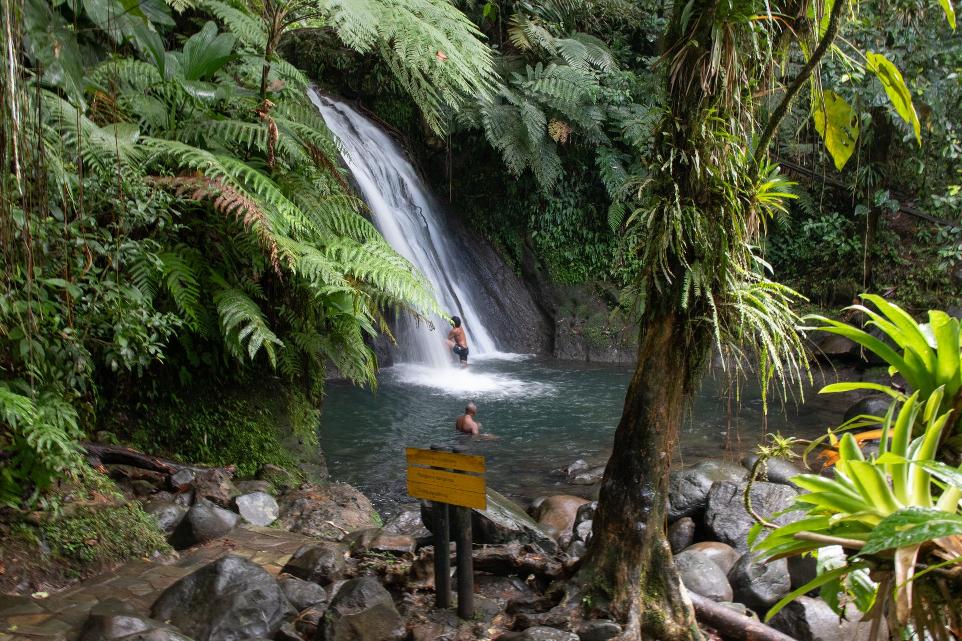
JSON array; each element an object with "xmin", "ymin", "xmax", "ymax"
[
  {"xmin": 282, "ymin": 542, "xmax": 349, "ymax": 585},
  {"xmin": 728, "ymin": 553, "xmax": 791, "ymax": 613},
  {"xmin": 577, "ymin": 619, "xmax": 622, "ymax": 641},
  {"xmin": 279, "ymin": 575, "xmax": 327, "ymax": 611},
  {"xmin": 674, "ymin": 549, "xmax": 733, "ymax": 602},
  {"xmin": 667, "ymin": 517, "xmax": 695, "ymax": 553},
  {"xmin": 319, "ymin": 576, "xmax": 405, "ymax": 641},
  {"xmin": 235, "ymin": 491, "xmax": 279, "ymax": 527}
]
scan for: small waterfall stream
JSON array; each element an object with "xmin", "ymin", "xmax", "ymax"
[{"xmin": 309, "ymin": 90, "xmax": 500, "ymax": 368}]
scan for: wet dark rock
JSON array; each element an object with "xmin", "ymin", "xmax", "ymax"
[
  {"xmin": 741, "ymin": 455, "xmax": 805, "ymax": 487},
  {"xmin": 144, "ymin": 500, "xmax": 188, "ymax": 537},
  {"xmin": 812, "ymin": 333, "xmax": 858, "ymax": 359},
  {"xmin": 422, "ymin": 488, "xmax": 557, "ymax": 553},
  {"xmin": 704, "ymin": 481, "xmax": 799, "ymax": 551},
  {"xmin": 770, "ymin": 596, "xmax": 876, "ymax": 641},
  {"xmin": 295, "ymin": 606, "xmax": 325, "ymax": 639},
  {"xmin": 181, "ymin": 498, "xmax": 239, "ymax": 546},
  {"xmin": 410, "ymin": 620, "xmax": 458, "ymax": 641},
  {"xmin": 279, "ymin": 575, "xmax": 328, "ymax": 611},
  {"xmin": 169, "ymin": 468, "xmax": 196, "ymax": 492},
  {"xmin": 235, "ymin": 491, "xmax": 279, "ymax": 526},
  {"xmin": 318, "ymin": 576, "xmax": 405, "ymax": 641},
  {"xmin": 569, "ymin": 467, "xmax": 604, "ymax": 486},
  {"xmin": 282, "ymin": 542, "xmax": 349, "ymax": 586},
  {"xmin": 571, "ymin": 502, "xmax": 595, "ymax": 544},
  {"xmin": 682, "ymin": 541, "xmax": 740, "ymax": 574},
  {"xmin": 533, "ymin": 495, "xmax": 590, "ymax": 542},
  {"xmin": 276, "ymin": 622, "xmax": 303, "ymax": 641},
  {"xmin": 79, "ymin": 599, "xmax": 193, "ymax": 641},
  {"xmin": 719, "ymin": 602, "xmax": 758, "ymax": 620},
  {"xmin": 476, "ymin": 574, "xmax": 537, "ymax": 605},
  {"xmin": 788, "ymin": 554, "xmax": 818, "ymax": 591},
  {"xmin": 151, "ymin": 554, "xmax": 295, "ymax": 641},
  {"xmin": 566, "ymin": 540, "xmax": 587, "ymax": 559},
  {"xmin": 500, "ymin": 627, "xmax": 579, "ymax": 641},
  {"xmin": 842, "ymin": 396, "xmax": 893, "ymax": 424},
  {"xmin": 564, "ymin": 460, "xmax": 590, "ymax": 480},
  {"xmin": 191, "ymin": 468, "xmax": 240, "ymax": 507},
  {"xmin": 668, "ymin": 517, "xmax": 695, "ymax": 553},
  {"xmin": 382, "ymin": 504, "xmax": 431, "ymax": 539},
  {"xmin": 728, "ymin": 553, "xmax": 791, "ymax": 612},
  {"xmin": 576, "ymin": 619, "xmax": 622, "ymax": 641},
  {"xmin": 674, "ymin": 549, "xmax": 733, "ymax": 602},
  {"xmin": 369, "ymin": 532, "xmax": 417, "ymax": 555},
  {"xmin": 174, "ymin": 489, "xmax": 194, "ymax": 507},
  {"xmin": 236, "ymin": 479, "xmax": 274, "ymax": 495},
  {"xmin": 668, "ymin": 460, "xmax": 747, "ymax": 521},
  {"xmin": 277, "ymin": 483, "xmax": 378, "ymax": 539}
]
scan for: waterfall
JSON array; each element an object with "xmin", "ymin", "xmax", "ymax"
[{"xmin": 309, "ymin": 89, "xmax": 500, "ymax": 368}]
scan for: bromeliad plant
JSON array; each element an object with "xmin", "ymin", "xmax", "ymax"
[{"xmin": 753, "ymin": 392, "xmax": 962, "ymax": 640}]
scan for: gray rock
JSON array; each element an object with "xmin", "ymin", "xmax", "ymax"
[
  {"xmin": 674, "ymin": 549, "xmax": 733, "ymax": 602},
  {"xmin": 501, "ymin": 627, "xmax": 579, "ymax": 641},
  {"xmin": 566, "ymin": 540, "xmax": 587, "ymax": 559},
  {"xmin": 169, "ymin": 468, "xmax": 196, "ymax": 491},
  {"xmin": 174, "ymin": 489, "xmax": 194, "ymax": 507},
  {"xmin": 318, "ymin": 576, "xmax": 405, "ymax": 641},
  {"xmin": 235, "ymin": 491, "xmax": 279, "ymax": 526},
  {"xmin": 570, "ymin": 467, "xmax": 605, "ymax": 486},
  {"xmin": 151, "ymin": 555, "xmax": 295, "ymax": 641},
  {"xmin": 422, "ymin": 488, "xmax": 557, "ymax": 553},
  {"xmin": 565, "ymin": 459, "xmax": 590, "ymax": 479},
  {"xmin": 275, "ymin": 622, "xmax": 302, "ymax": 641},
  {"xmin": 842, "ymin": 396, "xmax": 893, "ymax": 424},
  {"xmin": 571, "ymin": 502, "xmax": 596, "ymax": 546},
  {"xmin": 534, "ymin": 495, "xmax": 590, "ymax": 542},
  {"xmin": 279, "ymin": 575, "xmax": 327, "ymax": 611},
  {"xmin": 191, "ymin": 468, "xmax": 240, "ymax": 507},
  {"xmin": 741, "ymin": 455, "xmax": 805, "ymax": 487},
  {"xmin": 682, "ymin": 542, "xmax": 740, "ymax": 574},
  {"xmin": 788, "ymin": 554, "xmax": 818, "ymax": 591},
  {"xmin": 475, "ymin": 575, "xmax": 537, "ymax": 605},
  {"xmin": 236, "ymin": 479, "xmax": 274, "ymax": 495},
  {"xmin": 144, "ymin": 500, "xmax": 188, "ymax": 537},
  {"xmin": 79, "ymin": 599, "xmax": 194, "ymax": 641},
  {"xmin": 704, "ymin": 481, "xmax": 799, "ymax": 551},
  {"xmin": 576, "ymin": 619, "xmax": 621, "ymax": 641},
  {"xmin": 668, "ymin": 460, "xmax": 747, "ymax": 521},
  {"xmin": 770, "ymin": 596, "xmax": 877, "ymax": 641},
  {"xmin": 668, "ymin": 517, "xmax": 695, "ymax": 553},
  {"xmin": 573, "ymin": 519, "xmax": 593, "ymax": 545},
  {"xmin": 719, "ymin": 602, "xmax": 758, "ymax": 620},
  {"xmin": 813, "ymin": 333, "xmax": 858, "ymax": 359},
  {"xmin": 728, "ymin": 553, "xmax": 791, "ymax": 612},
  {"xmin": 277, "ymin": 483, "xmax": 378, "ymax": 539},
  {"xmin": 282, "ymin": 542, "xmax": 349, "ymax": 585},
  {"xmin": 181, "ymin": 499, "xmax": 239, "ymax": 546},
  {"xmin": 382, "ymin": 504, "xmax": 431, "ymax": 539}
]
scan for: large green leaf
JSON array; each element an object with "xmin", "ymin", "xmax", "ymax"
[
  {"xmin": 861, "ymin": 507, "xmax": 962, "ymax": 554},
  {"xmin": 937, "ymin": 0, "xmax": 956, "ymax": 29},
  {"xmin": 179, "ymin": 21, "xmax": 236, "ymax": 81},
  {"xmin": 812, "ymin": 90, "xmax": 859, "ymax": 171},
  {"xmin": 865, "ymin": 52, "xmax": 921, "ymax": 144}
]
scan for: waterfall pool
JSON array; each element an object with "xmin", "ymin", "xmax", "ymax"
[{"xmin": 318, "ymin": 356, "xmax": 854, "ymax": 516}]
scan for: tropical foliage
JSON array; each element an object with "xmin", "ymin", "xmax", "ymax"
[{"xmin": 1, "ymin": 0, "xmax": 492, "ymax": 506}]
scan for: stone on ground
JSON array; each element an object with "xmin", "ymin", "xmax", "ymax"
[
  {"xmin": 382, "ymin": 504, "xmax": 431, "ymax": 539},
  {"xmin": 318, "ymin": 576, "xmax": 405, "ymax": 641},
  {"xmin": 667, "ymin": 516, "xmax": 695, "ymax": 553},
  {"xmin": 278, "ymin": 575, "xmax": 328, "ymax": 611},
  {"xmin": 235, "ymin": 491, "xmax": 279, "ymax": 526},
  {"xmin": 576, "ymin": 619, "xmax": 622, "ymax": 641},
  {"xmin": 277, "ymin": 483, "xmax": 378, "ymax": 539},
  {"xmin": 144, "ymin": 500, "xmax": 188, "ymax": 537},
  {"xmin": 673, "ymin": 549, "xmax": 733, "ymax": 602},
  {"xmin": 843, "ymin": 396, "xmax": 892, "ymax": 424},
  {"xmin": 704, "ymin": 480, "xmax": 798, "ymax": 550},
  {"xmin": 681, "ymin": 541, "xmax": 740, "ymax": 574},
  {"xmin": 533, "ymin": 495, "xmax": 590, "ymax": 543},
  {"xmin": 282, "ymin": 542, "xmax": 349, "ymax": 585},
  {"xmin": 770, "ymin": 596, "xmax": 877, "ymax": 641},
  {"xmin": 151, "ymin": 554, "xmax": 295, "ymax": 641},
  {"xmin": 500, "ymin": 626, "xmax": 579, "ymax": 641},
  {"xmin": 191, "ymin": 468, "xmax": 240, "ymax": 507},
  {"xmin": 183, "ymin": 498, "xmax": 239, "ymax": 545},
  {"xmin": 727, "ymin": 553, "xmax": 791, "ymax": 612},
  {"xmin": 668, "ymin": 460, "xmax": 747, "ymax": 521},
  {"xmin": 741, "ymin": 454, "xmax": 805, "ymax": 487},
  {"xmin": 79, "ymin": 599, "xmax": 193, "ymax": 641}
]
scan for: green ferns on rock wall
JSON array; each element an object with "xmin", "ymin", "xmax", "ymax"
[{"xmin": 0, "ymin": 0, "xmax": 493, "ymax": 506}]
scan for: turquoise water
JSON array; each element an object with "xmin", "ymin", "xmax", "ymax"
[{"xmin": 318, "ymin": 356, "xmax": 849, "ymax": 514}]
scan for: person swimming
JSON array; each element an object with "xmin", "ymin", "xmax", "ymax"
[
  {"xmin": 445, "ymin": 315, "xmax": 469, "ymax": 367},
  {"xmin": 455, "ymin": 401, "xmax": 479, "ymax": 435}
]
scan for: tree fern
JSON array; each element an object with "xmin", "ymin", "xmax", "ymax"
[{"xmin": 213, "ymin": 285, "xmax": 283, "ymax": 366}]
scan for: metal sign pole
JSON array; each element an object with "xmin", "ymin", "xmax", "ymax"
[{"xmin": 453, "ymin": 505, "xmax": 474, "ymax": 618}]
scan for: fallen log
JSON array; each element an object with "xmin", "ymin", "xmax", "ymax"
[
  {"xmin": 689, "ymin": 592, "xmax": 797, "ymax": 641},
  {"xmin": 472, "ymin": 542, "xmax": 564, "ymax": 581},
  {"xmin": 82, "ymin": 442, "xmax": 182, "ymax": 475}
]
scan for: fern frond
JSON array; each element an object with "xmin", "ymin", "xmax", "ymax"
[{"xmin": 213, "ymin": 286, "xmax": 283, "ymax": 366}]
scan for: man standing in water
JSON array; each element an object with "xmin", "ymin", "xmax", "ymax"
[
  {"xmin": 456, "ymin": 402, "xmax": 480, "ymax": 435},
  {"xmin": 446, "ymin": 315, "xmax": 469, "ymax": 367}
]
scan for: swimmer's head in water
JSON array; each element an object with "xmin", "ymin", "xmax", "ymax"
[
  {"xmin": 451, "ymin": 315, "xmax": 462, "ymax": 328},
  {"xmin": 465, "ymin": 401, "xmax": 477, "ymax": 415}
]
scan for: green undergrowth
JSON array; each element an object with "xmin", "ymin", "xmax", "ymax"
[
  {"xmin": 0, "ymin": 471, "xmax": 169, "ymax": 592},
  {"xmin": 116, "ymin": 378, "xmax": 322, "ymax": 480}
]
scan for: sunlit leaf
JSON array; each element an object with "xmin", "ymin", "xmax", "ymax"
[
  {"xmin": 812, "ymin": 90, "xmax": 859, "ymax": 170},
  {"xmin": 865, "ymin": 52, "xmax": 921, "ymax": 145},
  {"xmin": 861, "ymin": 507, "xmax": 962, "ymax": 554}
]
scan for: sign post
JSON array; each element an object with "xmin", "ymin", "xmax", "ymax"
[{"xmin": 406, "ymin": 446, "xmax": 486, "ymax": 619}]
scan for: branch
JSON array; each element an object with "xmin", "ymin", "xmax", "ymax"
[
  {"xmin": 793, "ymin": 531, "xmax": 865, "ymax": 550},
  {"xmin": 752, "ymin": 0, "xmax": 850, "ymax": 169},
  {"xmin": 689, "ymin": 592, "xmax": 799, "ymax": 641}
]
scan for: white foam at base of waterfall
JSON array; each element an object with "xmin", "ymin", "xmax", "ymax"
[{"xmin": 387, "ymin": 363, "xmax": 556, "ymax": 398}]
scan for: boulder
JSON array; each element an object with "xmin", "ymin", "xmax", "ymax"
[
  {"xmin": 681, "ymin": 542, "xmax": 740, "ymax": 574},
  {"xmin": 770, "ymin": 596, "xmax": 876, "ymax": 641},
  {"xmin": 168, "ymin": 468, "xmax": 196, "ymax": 492},
  {"xmin": 673, "ymin": 549, "xmax": 733, "ymax": 602},
  {"xmin": 191, "ymin": 468, "xmax": 240, "ymax": 507},
  {"xmin": 279, "ymin": 575, "xmax": 328, "ymax": 611},
  {"xmin": 382, "ymin": 504, "xmax": 431, "ymax": 539},
  {"xmin": 533, "ymin": 495, "xmax": 590, "ymax": 542},
  {"xmin": 144, "ymin": 500, "xmax": 188, "ymax": 537},
  {"xmin": 282, "ymin": 542, "xmax": 349, "ymax": 586},
  {"xmin": 842, "ymin": 396, "xmax": 893, "ymax": 424},
  {"xmin": 571, "ymin": 502, "xmax": 596, "ymax": 545},
  {"xmin": 78, "ymin": 599, "xmax": 193, "ymax": 641},
  {"xmin": 569, "ymin": 467, "xmax": 605, "ymax": 486},
  {"xmin": 565, "ymin": 459, "xmax": 590, "ymax": 480},
  {"xmin": 235, "ymin": 491, "xmax": 279, "ymax": 526},
  {"xmin": 727, "ymin": 553, "xmax": 791, "ymax": 612},
  {"xmin": 236, "ymin": 479, "xmax": 274, "ymax": 495},
  {"xmin": 318, "ymin": 576, "xmax": 405, "ymax": 641},
  {"xmin": 788, "ymin": 554, "xmax": 818, "ymax": 591},
  {"xmin": 182, "ymin": 498, "xmax": 239, "ymax": 545},
  {"xmin": 813, "ymin": 333, "xmax": 858, "ymax": 359},
  {"xmin": 668, "ymin": 461, "xmax": 747, "ymax": 521},
  {"xmin": 576, "ymin": 620, "xmax": 622, "ymax": 641},
  {"xmin": 500, "ymin": 627, "xmax": 579, "ymax": 641},
  {"xmin": 704, "ymin": 481, "xmax": 798, "ymax": 551},
  {"xmin": 422, "ymin": 488, "xmax": 557, "ymax": 553},
  {"xmin": 277, "ymin": 483, "xmax": 378, "ymax": 539},
  {"xmin": 369, "ymin": 532, "xmax": 417, "ymax": 556},
  {"xmin": 151, "ymin": 555, "xmax": 295, "ymax": 641},
  {"xmin": 667, "ymin": 517, "xmax": 695, "ymax": 553},
  {"xmin": 741, "ymin": 455, "xmax": 805, "ymax": 487}
]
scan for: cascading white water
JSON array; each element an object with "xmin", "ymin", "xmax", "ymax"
[{"xmin": 309, "ymin": 89, "xmax": 500, "ymax": 368}]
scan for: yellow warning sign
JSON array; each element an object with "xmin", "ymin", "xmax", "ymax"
[{"xmin": 406, "ymin": 448, "xmax": 486, "ymax": 509}]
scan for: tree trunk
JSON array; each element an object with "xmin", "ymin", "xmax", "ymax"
[{"xmin": 575, "ymin": 311, "xmax": 703, "ymax": 641}]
